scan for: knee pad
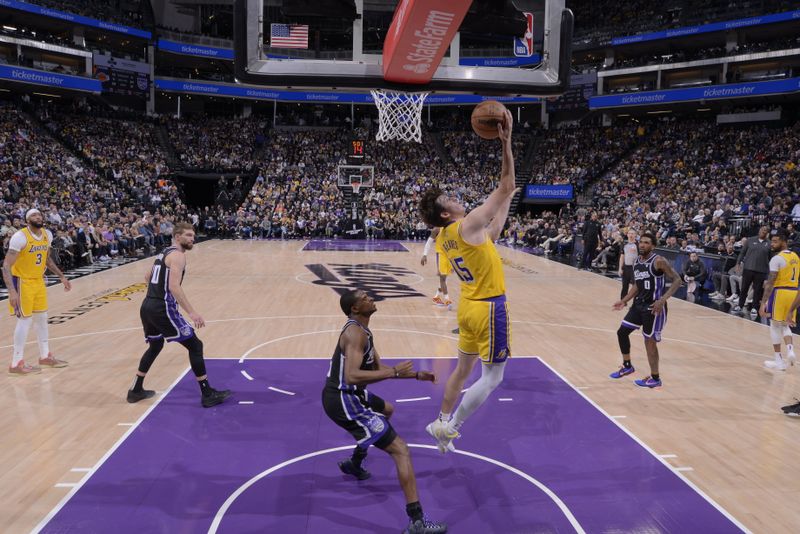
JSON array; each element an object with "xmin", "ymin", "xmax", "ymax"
[
  {"xmin": 617, "ymin": 326, "xmax": 633, "ymax": 354},
  {"xmin": 770, "ymin": 322, "xmax": 784, "ymax": 345}
]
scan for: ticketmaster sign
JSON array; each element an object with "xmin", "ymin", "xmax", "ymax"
[
  {"xmin": 523, "ymin": 184, "xmax": 574, "ymax": 203},
  {"xmin": 0, "ymin": 64, "xmax": 101, "ymax": 92},
  {"xmin": 590, "ymin": 78, "xmax": 800, "ymax": 109}
]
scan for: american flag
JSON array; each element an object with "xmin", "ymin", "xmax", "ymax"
[{"xmin": 270, "ymin": 23, "xmax": 309, "ymax": 49}]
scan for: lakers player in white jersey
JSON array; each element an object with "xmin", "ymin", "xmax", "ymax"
[
  {"xmin": 2, "ymin": 209, "xmax": 71, "ymax": 375},
  {"xmin": 418, "ymin": 109, "xmax": 518, "ymax": 453},
  {"xmin": 759, "ymin": 228, "xmax": 799, "ymax": 370}
]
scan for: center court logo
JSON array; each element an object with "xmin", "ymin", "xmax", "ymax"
[{"xmin": 305, "ymin": 263, "xmax": 425, "ymax": 301}]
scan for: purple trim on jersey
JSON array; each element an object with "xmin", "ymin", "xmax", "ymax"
[
  {"xmin": 164, "ymin": 294, "xmax": 194, "ymax": 342},
  {"xmin": 340, "ymin": 390, "xmax": 389, "ymax": 449},
  {"xmin": 486, "ymin": 294, "xmax": 510, "ymax": 363},
  {"xmin": 621, "ymin": 319, "xmax": 641, "ymax": 329},
  {"xmin": 643, "ymin": 308, "xmax": 667, "ymax": 342},
  {"xmin": 765, "ymin": 290, "xmax": 777, "ymax": 315}
]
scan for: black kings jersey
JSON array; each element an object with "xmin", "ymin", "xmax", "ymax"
[
  {"xmin": 633, "ymin": 253, "xmax": 665, "ymax": 306},
  {"xmin": 145, "ymin": 247, "xmax": 185, "ymax": 300},
  {"xmin": 326, "ymin": 320, "xmax": 376, "ymax": 393}
]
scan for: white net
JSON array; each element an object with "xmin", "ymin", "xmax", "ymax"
[{"xmin": 370, "ymin": 89, "xmax": 429, "ymax": 143}]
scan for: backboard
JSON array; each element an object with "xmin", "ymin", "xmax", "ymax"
[{"xmin": 233, "ymin": 0, "xmax": 573, "ymax": 96}]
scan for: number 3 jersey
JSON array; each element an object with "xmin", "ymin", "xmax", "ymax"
[
  {"xmin": 436, "ymin": 220, "xmax": 505, "ymax": 300},
  {"xmin": 8, "ymin": 227, "xmax": 52, "ymax": 279}
]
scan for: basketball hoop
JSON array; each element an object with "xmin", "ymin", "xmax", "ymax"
[
  {"xmin": 350, "ymin": 180, "xmax": 362, "ymax": 195},
  {"xmin": 371, "ymin": 89, "xmax": 428, "ymax": 143}
]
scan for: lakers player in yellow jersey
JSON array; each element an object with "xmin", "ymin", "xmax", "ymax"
[
  {"xmin": 419, "ymin": 108, "xmax": 517, "ymax": 453},
  {"xmin": 420, "ymin": 227, "xmax": 453, "ymax": 308},
  {"xmin": 759, "ymin": 228, "xmax": 799, "ymax": 370},
  {"xmin": 2, "ymin": 209, "xmax": 71, "ymax": 375}
]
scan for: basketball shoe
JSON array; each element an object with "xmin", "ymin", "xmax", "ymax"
[
  {"xmin": 764, "ymin": 356, "xmax": 788, "ymax": 371},
  {"xmin": 634, "ymin": 376, "xmax": 662, "ymax": 388},
  {"xmin": 403, "ymin": 516, "xmax": 448, "ymax": 534},
  {"xmin": 201, "ymin": 387, "xmax": 232, "ymax": 408},
  {"xmin": 127, "ymin": 389, "xmax": 156, "ymax": 403},
  {"xmin": 609, "ymin": 365, "xmax": 635, "ymax": 379},
  {"xmin": 432, "ymin": 296, "xmax": 445, "ymax": 306},
  {"xmin": 338, "ymin": 459, "xmax": 370, "ymax": 480},
  {"xmin": 8, "ymin": 360, "xmax": 42, "ymax": 376},
  {"xmin": 39, "ymin": 353, "xmax": 68, "ymax": 368},
  {"xmin": 781, "ymin": 399, "xmax": 800, "ymax": 417},
  {"xmin": 425, "ymin": 419, "xmax": 458, "ymax": 453}
]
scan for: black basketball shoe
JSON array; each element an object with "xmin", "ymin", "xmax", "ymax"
[
  {"xmin": 403, "ymin": 517, "xmax": 448, "ymax": 534},
  {"xmin": 201, "ymin": 388, "xmax": 232, "ymax": 408},
  {"xmin": 338, "ymin": 459, "xmax": 371, "ymax": 480},
  {"xmin": 127, "ymin": 389, "xmax": 155, "ymax": 404}
]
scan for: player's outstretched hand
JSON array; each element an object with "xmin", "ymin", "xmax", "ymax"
[
  {"xmin": 497, "ymin": 109, "xmax": 513, "ymax": 144},
  {"xmin": 416, "ymin": 370, "xmax": 436, "ymax": 383},
  {"xmin": 190, "ymin": 312, "xmax": 206, "ymax": 329},
  {"xmin": 394, "ymin": 360, "xmax": 415, "ymax": 378},
  {"xmin": 612, "ymin": 300, "xmax": 626, "ymax": 311},
  {"xmin": 420, "ymin": 255, "xmax": 428, "ymax": 266}
]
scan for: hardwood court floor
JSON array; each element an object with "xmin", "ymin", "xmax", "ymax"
[{"xmin": 1, "ymin": 239, "xmax": 798, "ymax": 533}]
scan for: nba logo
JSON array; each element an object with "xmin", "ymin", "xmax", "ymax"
[{"xmin": 514, "ymin": 12, "xmax": 534, "ymax": 57}]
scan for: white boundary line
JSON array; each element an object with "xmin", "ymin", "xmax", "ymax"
[
  {"xmin": 395, "ymin": 396, "xmax": 431, "ymax": 403},
  {"xmin": 267, "ymin": 386, "xmax": 295, "ymax": 396},
  {"xmin": 535, "ymin": 357, "xmax": 751, "ymax": 533},
  {"xmin": 31, "ymin": 367, "xmax": 191, "ymax": 534},
  {"xmin": 206, "ymin": 443, "xmax": 586, "ymax": 534},
  {"xmin": 240, "ymin": 370, "xmax": 254, "ymax": 381}
]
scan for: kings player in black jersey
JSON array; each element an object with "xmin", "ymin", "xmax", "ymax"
[
  {"xmin": 322, "ymin": 289, "xmax": 446, "ymax": 534},
  {"xmin": 610, "ymin": 232, "xmax": 682, "ymax": 388},
  {"xmin": 127, "ymin": 222, "xmax": 231, "ymax": 408}
]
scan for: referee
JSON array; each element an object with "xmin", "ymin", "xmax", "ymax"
[{"xmin": 619, "ymin": 230, "xmax": 638, "ymax": 300}]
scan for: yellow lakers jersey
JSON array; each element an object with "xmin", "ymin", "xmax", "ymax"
[
  {"xmin": 434, "ymin": 228, "xmax": 445, "ymax": 254},
  {"xmin": 11, "ymin": 228, "xmax": 49, "ymax": 279},
  {"xmin": 775, "ymin": 250, "xmax": 800, "ymax": 288},
  {"xmin": 438, "ymin": 220, "xmax": 505, "ymax": 300}
]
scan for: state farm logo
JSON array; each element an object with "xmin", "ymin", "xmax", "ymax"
[{"xmin": 402, "ymin": 10, "xmax": 455, "ymax": 74}]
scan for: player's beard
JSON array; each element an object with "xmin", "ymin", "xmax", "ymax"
[
  {"xmin": 182, "ymin": 242, "xmax": 194, "ymax": 251},
  {"xmin": 29, "ymin": 220, "xmax": 44, "ymax": 229}
]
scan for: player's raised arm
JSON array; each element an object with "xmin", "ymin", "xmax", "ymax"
[{"xmin": 461, "ymin": 109, "xmax": 518, "ymax": 244}]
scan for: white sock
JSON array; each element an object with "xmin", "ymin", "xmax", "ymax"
[
  {"xmin": 434, "ymin": 290, "xmax": 441, "ymax": 298},
  {"xmin": 438, "ymin": 411, "xmax": 451, "ymax": 422},
  {"xmin": 443, "ymin": 294, "xmax": 449, "ymax": 301},
  {"xmin": 12, "ymin": 316, "xmax": 33, "ymax": 367},
  {"xmin": 788, "ymin": 344, "xmax": 795, "ymax": 355},
  {"xmin": 775, "ymin": 352, "xmax": 783, "ymax": 361},
  {"xmin": 450, "ymin": 362, "xmax": 506, "ymax": 431},
  {"xmin": 33, "ymin": 312, "xmax": 50, "ymax": 359}
]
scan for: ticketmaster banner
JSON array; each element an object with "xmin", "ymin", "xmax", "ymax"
[
  {"xmin": 0, "ymin": 64, "xmax": 101, "ymax": 92},
  {"xmin": 524, "ymin": 184, "xmax": 574, "ymax": 202},
  {"xmin": 589, "ymin": 78, "xmax": 800, "ymax": 109},
  {"xmin": 612, "ymin": 9, "xmax": 800, "ymax": 45},
  {"xmin": 157, "ymin": 39, "xmax": 234, "ymax": 60},
  {"xmin": 154, "ymin": 78, "xmax": 540, "ymax": 104},
  {"xmin": 0, "ymin": 0, "xmax": 151, "ymax": 39}
]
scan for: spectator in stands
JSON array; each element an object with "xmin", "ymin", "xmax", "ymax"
[{"xmin": 682, "ymin": 252, "xmax": 708, "ymax": 295}]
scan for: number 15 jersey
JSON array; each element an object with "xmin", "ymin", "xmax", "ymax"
[{"xmin": 436, "ymin": 220, "xmax": 505, "ymax": 300}]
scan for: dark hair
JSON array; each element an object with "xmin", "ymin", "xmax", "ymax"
[
  {"xmin": 640, "ymin": 232, "xmax": 658, "ymax": 246},
  {"xmin": 339, "ymin": 289, "xmax": 360, "ymax": 316},
  {"xmin": 419, "ymin": 188, "xmax": 448, "ymax": 227},
  {"xmin": 772, "ymin": 228, "xmax": 789, "ymax": 241},
  {"xmin": 173, "ymin": 222, "xmax": 194, "ymax": 236}
]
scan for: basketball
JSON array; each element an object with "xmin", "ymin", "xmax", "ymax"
[{"xmin": 471, "ymin": 100, "xmax": 507, "ymax": 139}]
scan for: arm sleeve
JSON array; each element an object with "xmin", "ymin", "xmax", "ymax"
[
  {"xmin": 8, "ymin": 231, "xmax": 27, "ymax": 252},
  {"xmin": 769, "ymin": 255, "xmax": 786, "ymax": 272},
  {"xmin": 423, "ymin": 237, "xmax": 434, "ymax": 256}
]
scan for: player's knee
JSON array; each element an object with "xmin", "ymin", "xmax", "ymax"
[
  {"xmin": 149, "ymin": 338, "xmax": 165, "ymax": 351},
  {"xmin": 382, "ymin": 402, "xmax": 395, "ymax": 419}
]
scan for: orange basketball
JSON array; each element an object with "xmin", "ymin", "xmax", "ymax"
[{"xmin": 471, "ymin": 100, "xmax": 507, "ymax": 139}]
